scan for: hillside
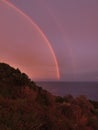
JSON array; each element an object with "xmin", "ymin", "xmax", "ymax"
[{"xmin": 0, "ymin": 63, "xmax": 98, "ymax": 130}]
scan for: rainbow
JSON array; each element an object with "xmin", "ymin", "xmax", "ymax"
[{"xmin": 1, "ymin": 0, "xmax": 60, "ymax": 80}]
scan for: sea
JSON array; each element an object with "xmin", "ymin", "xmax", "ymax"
[{"xmin": 36, "ymin": 82, "xmax": 98, "ymax": 101}]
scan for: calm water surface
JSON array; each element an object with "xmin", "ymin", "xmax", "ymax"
[{"xmin": 37, "ymin": 82, "xmax": 98, "ymax": 101}]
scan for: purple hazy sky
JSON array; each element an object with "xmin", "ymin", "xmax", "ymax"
[{"xmin": 0, "ymin": 0, "xmax": 98, "ymax": 81}]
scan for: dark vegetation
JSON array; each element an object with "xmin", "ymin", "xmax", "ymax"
[{"xmin": 0, "ymin": 63, "xmax": 98, "ymax": 130}]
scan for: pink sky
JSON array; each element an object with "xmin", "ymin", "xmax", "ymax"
[{"xmin": 0, "ymin": 0, "xmax": 98, "ymax": 81}]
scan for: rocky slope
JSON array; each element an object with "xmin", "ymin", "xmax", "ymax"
[{"xmin": 0, "ymin": 63, "xmax": 98, "ymax": 130}]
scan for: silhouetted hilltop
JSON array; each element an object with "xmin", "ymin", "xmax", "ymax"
[{"xmin": 0, "ymin": 63, "xmax": 98, "ymax": 130}]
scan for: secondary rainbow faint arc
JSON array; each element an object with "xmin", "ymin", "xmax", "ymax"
[
  {"xmin": 44, "ymin": 2, "xmax": 77, "ymax": 79},
  {"xmin": 1, "ymin": 0, "xmax": 60, "ymax": 80}
]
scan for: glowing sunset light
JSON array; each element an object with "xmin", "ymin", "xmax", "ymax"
[{"xmin": 0, "ymin": 0, "xmax": 60, "ymax": 80}]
